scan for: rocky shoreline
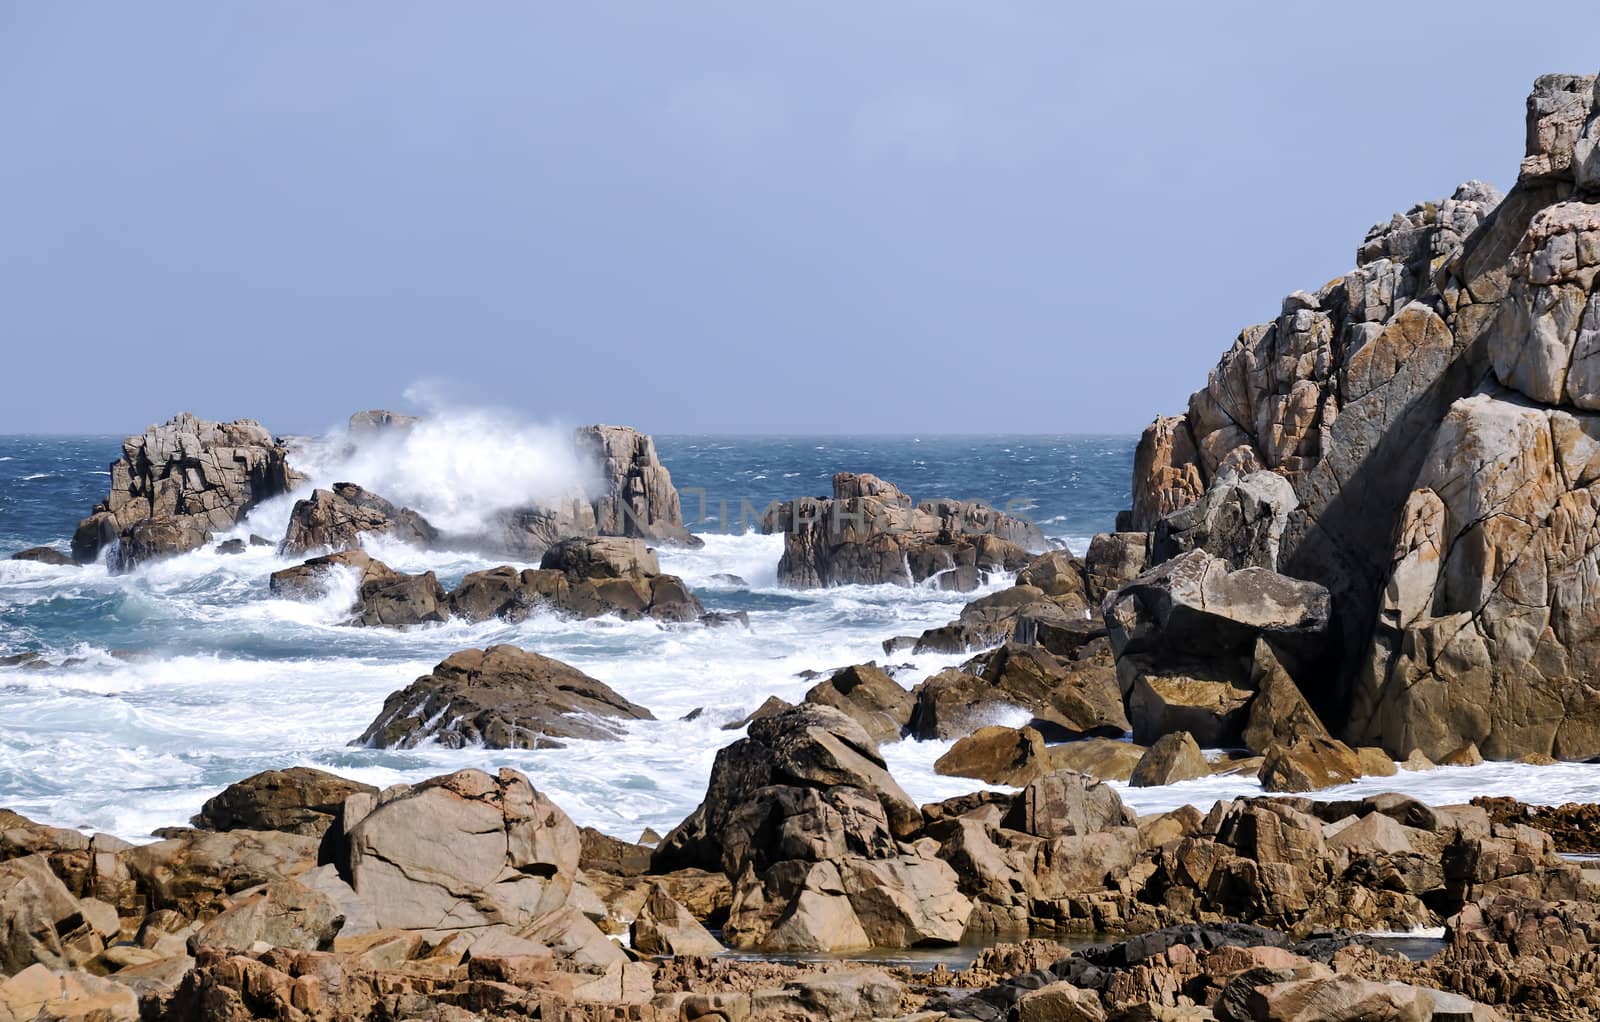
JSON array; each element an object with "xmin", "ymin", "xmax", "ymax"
[{"xmin": 6, "ymin": 71, "xmax": 1600, "ymax": 1020}]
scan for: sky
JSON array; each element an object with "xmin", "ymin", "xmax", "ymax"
[{"xmin": 2, "ymin": 4, "xmax": 1597, "ymax": 436}]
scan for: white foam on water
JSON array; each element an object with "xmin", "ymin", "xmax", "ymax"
[
  {"xmin": 289, "ymin": 405, "xmax": 600, "ymax": 537},
  {"xmin": 6, "ymin": 435, "xmax": 1600, "ymax": 846}
]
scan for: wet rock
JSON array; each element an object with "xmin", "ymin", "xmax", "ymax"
[
  {"xmin": 278, "ymin": 482, "xmax": 437, "ymax": 555},
  {"xmin": 576, "ymin": 424, "xmax": 698, "ymax": 546},
  {"xmin": 449, "ymin": 546, "xmax": 705, "ymax": 625},
  {"xmin": 355, "ymin": 645, "xmax": 654, "ymax": 749},
  {"xmin": 1045, "ymin": 738, "xmax": 1148, "ymax": 783},
  {"xmin": 347, "ymin": 409, "xmax": 418, "ymax": 434},
  {"xmin": 72, "ymin": 413, "xmax": 304, "ymax": 568},
  {"xmin": 7, "ymin": 547, "xmax": 73, "ymax": 567},
  {"xmin": 911, "ymin": 643, "xmax": 1128, "ymax": 741}
]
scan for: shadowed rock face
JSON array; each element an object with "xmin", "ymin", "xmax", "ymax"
[
  {"xmin": 354, "ymin": 644, "xmax": 655, "ymax": 750},
  {"xmin": 1122, "ymin": 73, "xmax": 1600, "ymax": 760},
  {"xmin": 72, "ymin": 413, "xmax": 305, "ymax": 569}
]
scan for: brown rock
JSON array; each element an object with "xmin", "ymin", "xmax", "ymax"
[
  {"xmin": 1129, "ymin": 732, "xmax": 1210, "ymax": 787},
  {"xmin": 354, "ymin": 645, "xmax": 654, "ymax": 749},
  {"xmin": 191, "ymin": 767, "xmax": 377, "ymax": 839},
  {"xmin": 1259, "ymin": 737, "xmax": 1365, "ymax": 793},
  {"xmin": 802, "ymin": 664, "xmax": 913, "ymax": 744}
]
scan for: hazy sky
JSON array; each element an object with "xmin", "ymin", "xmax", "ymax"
[{"xmin": 3, "ymin": 4, "xmax": 1597, "ymax": 435}]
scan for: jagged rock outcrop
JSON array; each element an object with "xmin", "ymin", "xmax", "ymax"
[
  {"xmin": 576, "ymin": 425, "xmax": 697, "ymax": 546},
  {"xmin": 1129, "ymin": 732, "xmax": 1209, "ymax": 787},
  {"xmin": 355, "ymin": 645, "xmax": 654, "ymax": 749},
  {"xmin": 1152, "ymin": 469, "xmax": 1298, "ymax": 571},
  {"xmin": 278, "ymin": 482, "xmax": 437, "ymax": 555},
  {"xmin": 915, "ymin": 566, "xmax": 1101, "ymax": 654},
  {"xmin": 761, "ymin": 472, "xmax": 1044, "ymax": 590},
  {"xmin": 651, "ymin": 705, "xmax": 970, "ymax": 951},
  {"xmin": 72, "ymin": 414, "xmax": 304, "ymax": 569},
  {"xmin": 1122, "ymin": 75, "xmax": 1600, "ymax": 761},
  {"xmin": 268, "ymin": 549, "xmax": 448, "ymax": 627}
]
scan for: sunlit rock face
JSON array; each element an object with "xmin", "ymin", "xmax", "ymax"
[{"xmin": 1125, "ymin": 73, "xmax": 1600, "ymax": 760}]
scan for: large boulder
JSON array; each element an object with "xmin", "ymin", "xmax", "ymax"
[
  {"xmin": 1107, "ymin": 551, "xmax": 1332, "ymax": 747},
  {"xmin": 910, "ymin": 642, "xmax": 1128, "ymax": 741},
  {"xmin": 278, "ymin": 482, "xmax": 437, "ymax": 555},
  {"xmin": 354, "ymin": 645, "xmax": 654, "ymax": 749},
  {"xmin": 801, "ymin": 664, "xmax": 914, "ymax": 744},
  {"xmin": 935, "ymin": 725, "xmax": 1054, "ymax": 786},
  {"xmin": 1083, "ymin": 532, "xmax": 1151, "ymax": 604},
  {"xmin": 1106, "ymin": 551, "xmax": 1333, "ymax": 679},
  {"xmin": 762, "ymin": 472, "xmax": 1042, "ymax": 589},
  {"xmin": 338, "ymin": 767, "xmax": 611, "ymax": 955},
  {"xmin": 191, "ymin": 768, "xmax": 377, "ymax": 839},
  {"xmin": 653, "ymin": 706, "xmax": 969, "ymax": 951},
  {"xmin": 1258, "ymin": 737, "xmax": 1365, "ymax": 793},
  {"xmin": 1129, "ymin": 731, "xmax": 1210, "ymax": 787},
  {"xmin": 72, "ymin": 413, "xmax": 304, "ymax": 568}
]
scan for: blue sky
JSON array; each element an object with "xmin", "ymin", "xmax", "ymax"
[{"xmin": 2, "ymin": 3, "xmax": 1597, "ymax": 434}]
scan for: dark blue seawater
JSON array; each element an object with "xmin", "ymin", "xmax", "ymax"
[{"xmin": 0, "ymin": 434, "xmax": 1134, "ymax": 555}]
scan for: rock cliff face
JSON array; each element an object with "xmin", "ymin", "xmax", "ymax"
[
  {"xmin": 762, "ymin": 472, "xmax": 1044, "ymax": 589},
  {"xmin": 1123, "ymin": 73, "xmax": 1600, "ymax": 761},
  {"xmin": 72, "ymin": 414, "xmax": 304, "ymax": 569}
]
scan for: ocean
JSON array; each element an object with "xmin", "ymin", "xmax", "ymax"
[{"xmin": 2, "ymin": 431, "xmax": 1597, "ymax": 843}]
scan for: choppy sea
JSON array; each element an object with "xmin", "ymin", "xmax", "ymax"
[{"xmin": 2, "ymin": 427, "xmax": 1596, "ymax": 842}]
